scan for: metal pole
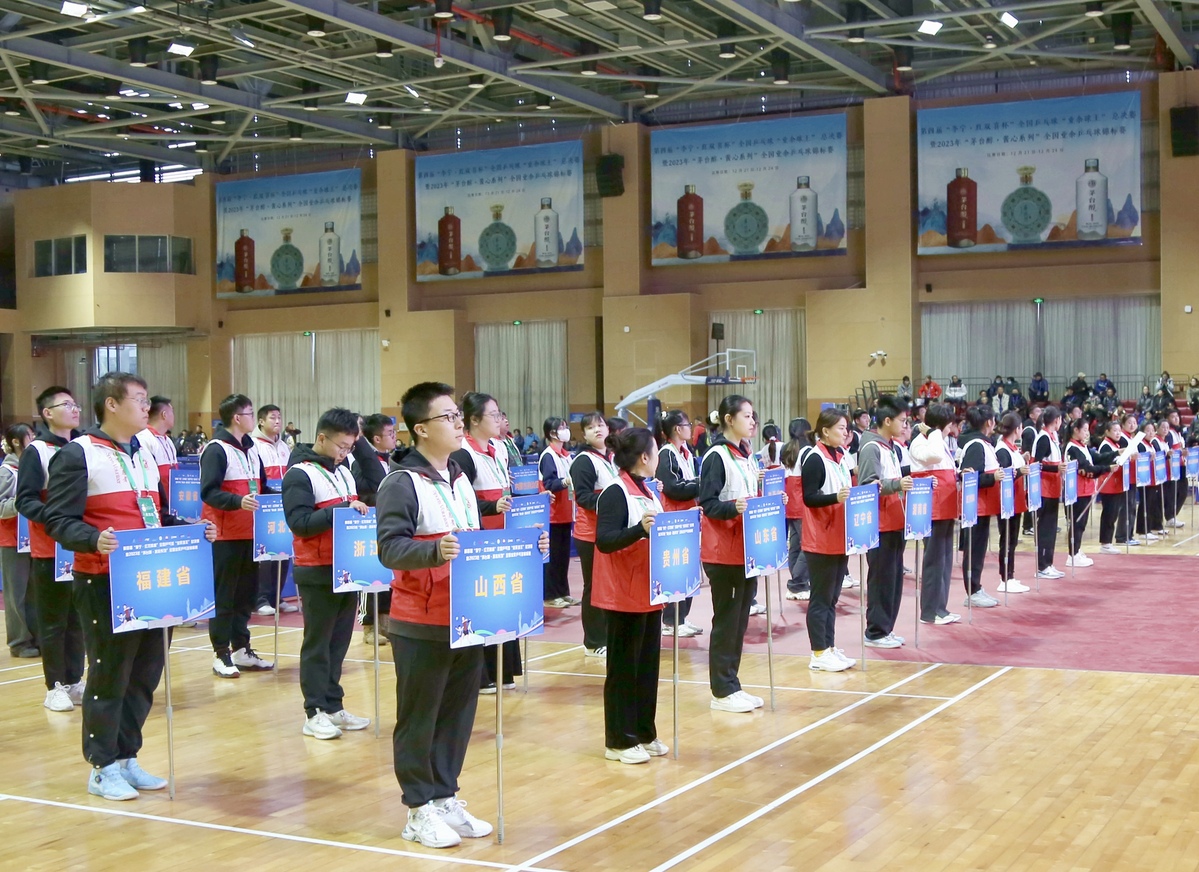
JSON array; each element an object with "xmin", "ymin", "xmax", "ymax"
[
  {"xmin": 495, "ymin": 650, "xmax": 504, "ymax": 845},
  {"xmin": 1033, "ymin": 505, "xmax": 1040, "ymax": 593},
  {"xmin": 913, "ymin": 538, "xmax": 921, "ymax": 649},
  {"xmin": 1067, "ymin": 502, "xmax": 1075, "ymax": 578},
  {"xmin": 857, "ymin": 553, "xmax": 866, "ymax": 670},
  {"xmin": 273, "ymin": 561, "xmax": 283, "ymax": 665},
  {"xmin": 672, "ymin": 604, "xmax": 679, "ymax": 759},
  {"xmin": 965, "ymin": 522, "xmax": 973, "ymax": 623},
  {"xmin": 1160, "ymin": 480, "xmax": 1169, "ymax": 538},
  {"xmin": 522, "ymin": 636, "xmax": 529, "ymax": 694},
  {"xmin": 1125, "ymin": 486, "xmax": 1131, "ymax": 555},
  {"xmin": 373, "ymin": 592, "xmax": 380, "ymax": 739},
  {"xmin": 1002, "ymin": 516, "xmax": 1009, "ymax": 609},
  {"xmin": 765, "ymin": 569, "xmax": 777, "ymax": 704},
  {"xmin": 162, "ymin": 627, "xmax": 175, "ymax": 800}
]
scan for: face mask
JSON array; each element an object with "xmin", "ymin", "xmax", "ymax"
[{"xmin": 557, "ymin": 428, "xmax": 571, "ymax": 442}]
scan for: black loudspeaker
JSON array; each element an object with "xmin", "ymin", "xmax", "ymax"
[
  {"xmin": 1170, "ymin": 106, "xmax": 1199, "ymax": 157},
  {"xmin": 711, "ymin": 322, "xmax": 725, "ymax": 341},
  {"xmin": 139, "ymin": 159, "xmax": 156, "ymax": 183},
  {"xmin": 595, "ymin": 153, "xmax": 625, "ymax": 197}
]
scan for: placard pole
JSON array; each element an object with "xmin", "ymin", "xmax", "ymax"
[
  {"xmin": 162, "ymin": 627, "xmax": 176, "ymax": 800},
  {"xmin": 1067, "ymin": 503, "xmax": 1075, "ymax": 579},
  {"xmin": 522, "ymin": 636, "xmax": 529, "ymax": 694},
  {"xmin": 495, "ymin": 646, "xmax": 505, "ymax": 845},
  {"xmin": 273, "ymin": 561, "xmax": 283, "ymax": 665},
  {"xmin": 913, "ymin": 539, "xmax": 921, "ymax": 649},
  {"xmin": 1033, "ymin": 505, "xmax": 1040, "ymax": 593},
  {"xmin": 672, "ymin": 607, "xmax": 679, "ymax": 759},
  {"xmin": 373, "ymin": 592, "xmax": 381, "ymax": 739},
  {"xmin": 965, "ymin": 520, "xmax": 973, "ymax": 623},
  {"xmin": 857, "ymin": 553, "xmax": 867, "ymax": 670},
  {"xmin": 765, "ymin": 570, "xmax": 777, "ymax": 705}
]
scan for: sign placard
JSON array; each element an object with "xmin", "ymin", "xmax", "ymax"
[
  {"xmin": 331, "ymin": 507, "xmax": 391, "ymax": 593},
  {"xmin": 742, "ymin": 495, "xmax": 787, "ymax": 578},
  {"xmin": 961, "ymin": 470, "xmax": 979, "ymax": 528},
  {"xmin": 1122, "ymin": 459, "xmax": 1131, "ymax": 491},
  {"xmin": 253, "ymin": 494, "xmax": 293, "ymax": 561},
  {"xmin": 449, "ymin": 528, "xmax": 545, "ymax": 647},
  {"xmin": 1187, "ymin": 449, "xmax": 1199, "ymax": 478},
  {"xmin": 509, "ymin": 464, "xmax": 540, "ymax": 496},
  {"xmin": 1154, "ymin": 451, "xmax": 1167, "ymax": 485},
  {"xmin": 109, "ymin": 525, "xmax": 215, "ymax": 632},
  {"xmin": 762, "ymin": 467, "xmax": 785, "ymax": 497},
  {"xmin": 845, "ymin": 484, "xmax": 880, "ymax": 555},
  {"xmin": 1000, "ymin": 468, "xmax": 1016, "ymax": 520},
  {"xmin": 16, "ymin": 514, "xmax": 29, "ymax": 553},
  {"xmin": 169, "ymin": 465, "xmax": 202, "ymax": 522},
  {"xmin": 649, "ymin": 508, "xmax": 702, "ymax": 604},
  {"xmin": 507, "ymin": 494, "xmax": 551, "ymax": 564},
  {"xmin": 904, "ymin": 478, "xmax": 933, "ymax": 541},
  {"xmin": 1136, "ymin": 452, "xmax": 1151, "ymax": 487},
  {"xmin": 1026, "ymin": 463, "xmax": 1043, "ymax": 511},
  {"xmin": 53, "ymin": 542, "xmax": 74, "ymax": 582},
  {"xmin": 1062, "ymin": 460, "xmax": 1079, "ymax": 507},
  {"xmin": 1170, "ymin": 450, "xmax": 1182, "ymax": 481}
]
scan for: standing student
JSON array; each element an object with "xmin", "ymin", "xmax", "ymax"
[
  {"xmin": 857, "ymin": 397, "xmax": 914, "ymax": 648},
  {"xmin": 1133, "ymin": 420, "xmax": 1164, "ymax": 540},
  {"xmin": 252, "ymin": 404, "xmax": 294, "ymax": 616},
  {"xmin": 1, "ymin": 423, "xmax": 37, "ymax": 658},
  {"xmin": 17, "ymin": 385, "xmax": 84, "ymax": 711},
  {"xmin": 1159, "ymin": 416, "xmax": 1187, "ymax": 528},
  {"xmin": 377, "ymin": 382, "xmax": 546, "ymax": 849},
  {"xmin": 909, "ymin": 403, "xmax": 961, "ymax": 625},
  {"xmin": 1032, "ymin": 406, "xmax": 1065, "ymax": 579},
  {"xmin": 801, "ymin": 409, "xmax": 855, "ymax": 671},
  {"xmin": 499, "ymin": 412, "xmax": 522, "ymax": 470},
  {"xmin": 538, "ymin": 417, "xmax": 577, "ymax": 610},
  {"xmin": 136, "ymin": 396, "xmax": 178, "ymax": 500},
  {"xmin": 43, "ymin": 372, "xmax": 218, "ymax": 801},
  {"xmin": 282, "ymin": 408, "xmax": 371, "ymax": 740},
  {"xmin": 698, "ymin": 395, "xmax": 765, "ymax": 712},
  {"xmin": 1064, "ymin": 418, "xmax": 1111, "ymax": 568},
  {"xmin": 1097, "ymin": 418, "xmax": 1133, "ymax": 552},
  {"xmin": 957, "ymin": 406, "xmax": 1001, "ymax": 608},
  {"xmin": 569, "ymin": 413, "xmax": 618, "ymax": 657},
  {"xmin": 201, "ymin": 393, "xmax": 273, "ymax": 678},
  {"xmin": 655, "ymin": 410, "xmax": 703, "ymax": 636},
  {"xmin": 594, "ymin": 427, "xmax": 668, "ymax": 765},
  {"xmin": 994, "ymin": 412, "xmax": 1029, "ymax": 593},
  {"xmin": 449, "ymin": 392, "xmax": 522, "ymax": 691},
  {"xmin": 352, "ymin": 413, "xmax": 396, "ymax": 646},
  {"xmin": 757, "ymin": 422, "xmax": 784, "ymax": 469},
  {"xmin": 1019, "ymin": 405, "xmax": 1044, "ymax": 535},
  {"xmin": 782, "ymin": 417, "xmax": 812, "ymax": 602}
]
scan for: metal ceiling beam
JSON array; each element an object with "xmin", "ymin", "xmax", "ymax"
[
  {"xmin": 709, "ymin": 0, "xmax": 889, "ymax": 93},
  {"xmin": 1134, "ymin": 0, "xmax": 1192, "ymax": 65},
  {"xmin": 269, "ymin": 0, "xmax": 626, "ymax": 118},
  {"xmin": 0, "ymin": 112, "xmax": 199, "ymax": 165}
]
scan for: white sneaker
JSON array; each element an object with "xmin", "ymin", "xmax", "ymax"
[
  {"xmin": 303, "ymin": 710, "xmax": 342, "ymax": 740},
  {"xmin": 212, "ymin": 651, "xmax": 240, "ymax": 678},
  {"xmin": 964, "ymin": 591, "xmax": 999, "ymax": 608},
  {"xmin": 662, "ymin": 622, "xmax": 700, "ymax": 638},
  {"xmin": 605, "ymin": 745, "xmax": 651, "ymax": 764},
  {"xmin": 1036, "ymin": 566, "xmax": 1065, "ymax": 579},
  {"xmin": 710, "ymin": 692, "xmax": 755, "ymax": 712},
  {"xmin": 641, "ymin": 738, "xmax": 669, "ymax": 757},
  {"xmin": 1145, "ymin": 532, "xmax": 1161, "ymax": 542},
  {"xmin": 1124, "ymin": 538, "xmax": 1143, "ymax": 546},
  {"xmin": 328, "ymin": 709, "xmax": 370, "ymax": 731},
  {"xmin": 1099, "ymin": 544, "xmax": 1121, "ymax": 555},
  {"xmin": 279, "ymin": 600, "xmax": 300, "ymax": 613},
  {"xmin": 254, "ymin": 603, "xmax": 276, "ymax": 616},
  {"xmin": 809, "ymin": 650, "xmax": 850, "ymax": 672},
  {"xmin": 435, "ymin": 796, "xmax": 493, "ymax": 838},
  {"xmin": 997, "ymin": 579, "xmax": 1030, "ymax": 593},
  {"xmin": 735, "ymin": 689, "xmax": 764, "ymax": 708},
  {"xmin": 887, "ymin": 632, "xmax": 906, "ymax": 645},
  {"xmin": 584, "ymin": 646, "xmax": 607, "ymax": 659},
  {"xmin": 402, "ymin": 802, "xmax": 462, "ymax": 848},
  {"xmin": 864, "ymin": 634, "xmax": 902, "ymax": 649},
  {"xmin": 1171, "ymin": 518, "xmax": 1186, "ymax": 528},
  {"xmin": 920, "ymin": 612, "xmax": 960, "ymax": 625},
  {"xmin": 231, "ymin": 647, "xmax": 274, "ymax": 670},
  {"xmin": 683, "ymin": 620, "xmax": 704, "ymax": 635},
  {"xmin": 748, "ymin": 602, "xmax": 767, "ymax": 616},
  {"xmin": 842, "ymin": 574, "xmax": 859, "ymax": 589},
  {"xmin": 833, "ymin": 647, "xmax": 857, "ymax": 667},
  {"xmin": 118, "ymin": 758, "xmax": 168, "ymax": 790},
  {"xmin": 45, "ymin": 682, "xmax": 74, "ymax": 712},
  {"xmin": 87, "ymin": 763, "xmax": 138, "ymax": 801},
  {"xmin": 67, "ymin": 679, "xmax": 86, "ymax": 706},
  {"xmin": 785, "ymin": 589, "xmax": 811, "ymax": 601},
  {"xmin": 1064, "ymin": 554, "xmax": 1093, "ymax": 568}
]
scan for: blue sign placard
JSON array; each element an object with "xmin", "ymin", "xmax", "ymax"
[
  {"xmin": 1154, "ymin": 451, "xmax": 1167, "ymax": 485},
  {"xmin": 509, "ymin": 464, "xmax": 540, "ymax": 496},
  {"xmin": 1026, "ymin": 463, "xmax": 1042, "ymax": 511},
  {"xmin": 961, "ymin": 470, "xmax": 979, "ymax": 528},
  {"xmin": 16, "ymin": 514, "xmax": 30, "ymax": 553},
  {"xmin": 449, "ymin": 528, "xmax": 545, "ymax": 648},
  {"xmin": 649, "ymin": 508, "xmax": 702, "ymax": 604},
  {"xmin": 253, "ymin": 494, "xmax": 292, "ymax": 561},
  {"xmin": 109, "ymin": 525, "xmax": 215, "ymax": 633},
  {"xmin": 507, "ymin": 494, "xmax": 551, "ymax": 564},
  {"xmin": 904, "ymin": 478, "xmax": 933, "ymax": 541},
  {"xmin": 168, "ymin": 465, "xmax": 202, "ymax": 522},
  {"xmin": 53, "ymin": 542, "xmax": 75, "ymax": 582},
  {"xmin": 1122, "ymin": 459, "xmax": 1130, "ymax": 491},
  {"xmin": 1170, "ymin": 450, "xmax": 1182, "ymax": 481},
  {"xmin": 1188, "ymin": 449, "xmax": 1199, "ymax": 478},
  {"xmin": 1000, "ymin": 469, "xmax": 1016, "ymax": 520},
  {"xmin": 1136, "ymin": 452, "xmax": 1151, "ymax": 487},
  {"xmin": 762, "ymin": 467, "xmax": 785, "ymax": 497},
  {"xmin": 331, "ymin": 507, "xmax": 390, "ymax": 593},
  {"xmin": 644, "ymin": 478, "xmax": 660, "ymax": 500},
  {"xmin": 845, "ymin": 484, "xmax": 880, "ymax": 555},
  {"xmin": 1062, "ymin": 460, "xmax": 1079, "ymax": 507},
  {"xmin": 742, "ymin": 495, "xmax": 787, "ymax": 578}
]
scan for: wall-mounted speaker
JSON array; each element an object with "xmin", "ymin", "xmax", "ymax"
[
  {"xmin": 1170, "ymin": 106, "xmax": 1199, "ymax": 157},
  {"xmin": 595, "ymin": 153, "xmax": 625, "ymax": 197},
  {"xmin": 711, "ymin": 322, "xmax": 725, "ymax": 341}
]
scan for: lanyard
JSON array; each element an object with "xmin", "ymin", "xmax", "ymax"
[
  {"xmin": 475, "ymin": 441, "xmax": 509, "ymax": 487},
  {"xmin": 717, "ymin": 444, "xmax": 756, "ymax": 495},
  {"xmin": 587, "ymin": 448, "xmax": 617, "ymax": 481},
  {"xmin": 819, "ymin": 443, "xmax": 851, "ymax": 489},
  {"xmin": 431, "ymin": 477, "xmax": 476, "ymax": 530},
  {"xmin": 113, "ymin": 446, "xmax": 153, "ymax": 495},
  {"xmin": 307, "ymin": 462, "xmax": 351, "ymax": 501},
  {"xmin": 229, "ymin": 443, "xmax": 256, "ymax": 479}
]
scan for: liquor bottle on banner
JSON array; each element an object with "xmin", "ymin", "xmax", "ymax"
[
  {"xmin": 1075, "ymin": 158, "xmax": 1108, "ymax": 240},
  {"xmin": 946, "ymin": 168, "xmax": 977, "ymax": 248},
  {"xmin": 234, "ymin": 229, "xmax": 255, "ymax": 293},
  {"xmin": 270, "ymin": 227, "xmax": 305, "ymax": 290},
  {"xmin": 438, "ymin": 206, "xmax": 461, "ymax": 276},
  {"xmin": 677, "ymin": 185, "xmax": 704, "ymax": 259},
  {"xmin": 534, "ymin": 197, "xmax": 559, "ymax": 268},
  {"xmin": 319, "ymin": 221, "xmax": 341, "ymax": 286},
  {"xmin": 478, "ymin": 204, "xmax": 517, "ymax": 273},
  {"xmin": 1000, "ymin": 165, "xmax": 1052, "ymax": 245},
  {"xmin": 724, "ymin": 182, "xmax": 769, "ymax": 256},
  {"xmin": 789, "ymin": 176, "xmax": 818, "ymax": 252}
]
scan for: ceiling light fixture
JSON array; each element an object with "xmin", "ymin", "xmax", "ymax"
[
  {"xmin": 918, "ymin": 19, "xmax": 943, "ymax": 35},
  {"xmin": 983, "ymin": 33, "xmax": 997, "ymax": 48},
  {"xmin": 1110, "ymin": 11, "xmax": 1132, "ymax": 49},
  {"xmin": 29, "ymin": 61, "xmax": 50, "ymax": 85},
  {"xmin": 60, "ymin": 0, "xmax": 89, "ymax": 17},
  {"xmin": 375, "ymin": 38, "xmax": 393, "ymax": 57},
  {"xmin": 128, "ymin": 36, "xmax": 148, "ymax": 67},
  {"xmin": 434, "ymin": 0, "xmax": 454, "ymax": 19},
  {"xmin": 377, "ymin": 112, "xmax": 393, "ymax": 129},
  {"xmin": 468, "ymin": 74, "xmax": 485, "ymax": 89},
  {"xmin": 405, "ymin": 85, "xmax": 421, "ymax": 99},
  {"xmin": 195, "ymin": 142, "xmax": 209, "ymax": 153},
  {"xmin": 846, "ymin": 2, "xmax": 867, "ymax": 42},
  {"xmin": 491, "ymin": 8, "xmax": 513, "ymax": 40},
  {"xmin": 345, "ymin": 91, "xmax": 368, "ymax": 104},
  {"xmin": 770, "ymin": 48, "xmax": 790, "ymax": 84},
  {"xmin": 211, "ymin": 112, "xmax": 226, "ymax": 125},
  {"xmin": 894, "ymin": 45, "xmax": 913, "ymax": 71},
  {"xmin": 4, "ymin": 100, "xmax": 20, "ymax": 116},
  {"xmin": 35, "ymin": 141, "xmax": 50, "ymax": 148},
  {"xmin": 230, "ymin": 25, "xmax": 255, "ymax": 48},
  {"xmin": 199, "ymin": 55, "xmax": 218, "ymax": 84},
  {"xmin": 1000, "ymin": 11, "xmax": 1019, "ymax": 28},
  {"xmin": 421, "ymin": 103, "xmax": 433, "ymax": 112},
  {"xmin": 580, "ymin": 39, "xmax": 598, "ymax": 75},
  {"xmin": 1084, "ymin": 2, "xmax": 1104, "ymax": 17},
  {"xmin": 105, "ymin": 78, "xmax": 124, "ymax": 100},
  {"xmin": 303, "ymin": 81, "xmax": 319, "ymax": 110},
  {"xmin": 167, "ymin": 38, "xmax": 195, "ymax": 57},
  {"xmin": 642, "ymin": 0, "xmax": 662, "ymax": 21},
  {"xmin": 717, "ymin": 21, "xmax": 738, "ymax": 58},
  {"xmin": 535, "ymin": 94, "xmax": 552, "ymax": 110},
  {"xmin": 641, "ymin": 65, "xmax": 659, "ymax": 99},
  {"xmin": 305, "ymin": 15, "xmax": 326, "ymax": 37},
  {"xmin": 287, "ymin": 122, "xmax": 304, "ymax": 141}
]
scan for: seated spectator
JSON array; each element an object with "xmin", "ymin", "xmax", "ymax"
[
  {"xmin": 1151, "ymin": 387, "xmax": 1175, "ymax": 417},
  {"xmin": 1100, "ymin": 387, "xmax": 1120, "ymax": 416},
  {"xmin": 897, "ymin": 376, "xmax": 913, "ymax": 400},
  {"xmin": 1068, "ymin": 372, "xmax": 1090, "ymax": 406},
  {"xmin": 986, "ymin": 375, "xmax": 1005, "ymax": 398},
  {"xmin": 1186, "ymin": 414, "xmax": 1199, "ymax": 448},
  {"xmin": 975, "ymin": 390, "xmax": 990, "ymax": 407},
  {"xmin": 1009, "ymin": 387, "xmax": 1027, "ymax": 412},
  {"xmin": 1135, "ymin": 386, "xmax": 1154, "ymax": 417},
  {"xmin": 1188, "ymin": 376, "xmax": 1199, "ymax": 416},
  {"xmin": 1028, "ymin": 372, "xmax": 1050, "ymax": 404},
  {"xmin": 918, "ymin": 375, "xmax": 942, "ymax": 401},
  {"xmin": 1157, "ymin": 371, "xmax": 1175, "ymax": 396},
  {"xmin": 945, "ymin": 375, "xmax": 968, "ymax": 403},
  {"xmin": 1094, "ymin": 373, "xmax": 1114, "ymax": 396},
  {"xmin": 1004, "ymin": 375, "xmax": 1021, "ymax": 395},
  {"xmin": 991, "ymin": 385, "xmax": 1012, "ymax": 416}
]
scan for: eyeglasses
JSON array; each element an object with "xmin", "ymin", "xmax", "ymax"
[
  {"xmin": 126, "ymin": 396, "xmax": 151, "ymax": 409},
  {"xmin": 482, "ymin": 411, "xmax": 503, "ymax": 420},
  {"xmin": 47, "ymin": 402, "xmax": 81, "ymax": 412},
  {"xmin": 419, "ymin": 410, "xmax": 464, "ymax": 425}
]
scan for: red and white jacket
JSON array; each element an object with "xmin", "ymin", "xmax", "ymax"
[
  {"xmin": 593, "ymin": 471, "xmax": 663, "ymax": 614},
  {"xmin": 570, "ymin": 447, "xmax": 619, "ymax": 543},
  {"xmin": 200, "ymin": 428, "xmax": 264, "ymax": 541},
  {"xmin": 539, "ymin": 444, "xmax": 574, "ymax": 526},
  {"xmin": 1033, "ymin": 430, "xmax": 1063, "ymax": 500},
  {"xmin": 136, "ymin": 426, "xmax": 178, "ymax": 487},
  {"xmin": 253, "ymin": 429, "xmax": 291, "ymax": 486},
  {"xmin": 909, "ymin": 428, "xmax": 958, "ymax": 521},
  {"xmin": 699, "ymin": 438, "xmax": 757, "ymax": 565},
  {"xmin": 801, "ymin": 442, "xmax": 853, "ymax": 555},
  {"xmin": 996, "ymin": 438, "xmax": 1029, "ymax": 513},
  {"xmin": 284, "ymin": 453, "xmax": 357, "ymax": 567},
  {"xmin": 0, "ymin": 453, "xmax": 19, "ymax": 548},
  {"xmin": 452, "ymin": 435, "xmax": 510, "ymax": 531}
]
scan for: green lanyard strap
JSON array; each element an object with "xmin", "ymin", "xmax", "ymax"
[
  {"xmin": 307, "ymin": 462, "xmax": 351, "ymax": 501},
  {"xmin": 431, "ymin": 477, "xmax": 477, "ymax": 530},
  {"xmin": 113, "ymin": 446, "xmax": 153, "ymax": 495},
  {"xmin": 717, "ymin": 444, "xmax": 756, "ymax": 495}
]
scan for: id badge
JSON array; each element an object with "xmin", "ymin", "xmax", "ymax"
[
  {"xmin": 248, "ymin": 479, "xmax": 259, "ymax": 496},
  {"xmin": 137, "ymin": 496, "xmax": 161, "ymax": 528}
]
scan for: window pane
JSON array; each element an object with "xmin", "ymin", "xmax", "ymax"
[
  {"xmin": 34, "ymin": 240, "xmax": 52, "ymax": 277},
  {"xmin": 53, "ymin": 238, "xmax": 72, "ymax": 276},
  {"xmin": 170, "ymin": 236, "xmax": 193, "ymax": 274},
  {"xmin": 104, "ymin": 235, "xmax": 137, "ymax": 272},
  {"xmin": 138, "ymin": 235, "xmax": 168, "ymax": 273},
  {"xmin": 73, "ymin": 236, "xmax": 87, "ymax": 274}
]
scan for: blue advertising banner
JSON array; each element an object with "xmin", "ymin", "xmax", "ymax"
[
  {"xmin": 253, "ymin": 494, "xmax": 293, "ymax": 562},
  {"xmin": 16, "ymin": 514, "xmax": 29, "ymax": 553},
  {"xmin": 917, "ymin": 91, "xmax": 1141, "ymax": 255},
  {"xmin": 1170, "ymin": 450, "xmax": 1182, "ymax": 481},
  {"xmin": 415, "ymin": 140, "xmax": 584, "ymax": 281},
  {"xmin": 507, "ymin": 494, "xmax": 550, "ymax": 564},
  {"xmin": 215, "ymin": 168, "xmax": 362, "ymax": 297},
  {"xmin": 904, "ymin": 478, "xmax": 933, "ymax": 541},
  {"xmin": 961, "ymin": 470, "xmax": 979, "ymax": 528},
  {"xmin": 762, "ymin": 467, "xmax": 785, "ymax": 497},
  {"xmin": 1000, "ymin": 469, "xmax": 1016, "ymax": 520},
  {"xmin": 509, "ymin": 464, "xmax": 540, "ymax": 497},
  {"xmin": 649, "ymin": 508, "xmax": 702, "ymax": 605},
  {"xmin": 1136, "ymin": 452, "xmax": 1152, "ymax": 487},
  {"xmin": 1154, "ymin": 451, "xmax": 1167, "ymax": 485},
  {"xmin": 1026, "ymin": 463, "xmax": 1043, "ymax": 511},
  {"xmin": 1062, "ymin": 461, "xmax": 1078, "ymax": 506},
  {"xmin": 650, "ymin": 114, "xmax": 847, "ymax": 265},
  {"xmin": 53, "ymin": 542, "xmax": 74, "ymax": 582},
  {"xmin": 845, "ymin": 484, "xmax": 880, "ymax": 555},
  {"xmin": 169, "ymin": 465, "xmax": 202, "ymax": 522},
  {"xmin": 1188, "ymin": 449, "xmax": 1199, "ymax": 478},
  {"xmin": 331, "ymin": 508, "xmax": 391, "ymax": 593},
  {"xmin": 109, "ymin": 525, "xmax": 215, "ymax": 633},
  {"xmin": 449, "ymin": 528, "xmax": 545, "ymax": 647},
  {"xmin": 742, "ymin": 495, "xmax": 787, "ymax": 578}
]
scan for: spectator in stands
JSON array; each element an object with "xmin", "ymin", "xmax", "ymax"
[
  {"xmin": 918, "ymin": 375, "xmax": 942, "ymax": 401},
  {"xmin": 991, "ymin": 385, "xmax": 1011, "ymax": 416},
  {"xmin": 1028, "ymin": 373, "xmax": 1050, "ymax": 404},
  {"xmin": 1101, "ymin": 387, "xmax": 1120, "ymax": 417},
  {"xmin": 1005, "ymin": 375, "xmax": 1021, "ymax": 395},
  {"xmin": 1136, "ymin": 386, "xmax": 1154, "ymax": 418},
  {"xmin": 524, "ymin": 428, "xmax": 540, "ymax": 454},
  {"xmin": 1067, "ymin": 373, "xmax": 1090, "ymax": 407},
  {"xmin": 912, "ymin": 405, "xmax": 927, "ymax": 425},
  {"xmin": 1094, "ymin": 373, "xmax": 1114, "ymax": 396},
  {"xmin": 944, "ymin": 376, "xmax": 967, "ymax": 404},
  {"xmin": 1151, "ymin": 387, "xmax": 1175, "ymax": 417},
  {"xmin": 512, "ymin": 428, "xmax": 525, "ymax": 453},
  {"xmin": 897, "ymin": 376, "xmax": 913, "ymax": 401},
  {"xmin": 975, "ymin": 390, "xmax": 989, "ymax": 408},
  {"xmin": 1186, "ymin": 414, "xmax": 1199, "ymax": 448},
  {"xmin": 1157, "ymin": 371, "xmax": 1175, "ymax": 396},
  {"xmin": 1188, "ymin": 377, "xmax": 1199, "ymax": 416},
  {"xmin": 986, "ymin": 375, "xmax": 1005, "ymax": 399},
  {"xmin": 1009, "ymin": 387, "xmax": 1027, "ymax": 412}
]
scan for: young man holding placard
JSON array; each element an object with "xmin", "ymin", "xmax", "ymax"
[
  {"xmin": 43, "ymin": 372, "xmax": 217, "ymax": 801},
  {"xmin": 282, "ymin": 407, "xmax": 371, "ymax": 741},
  {"xmin": 252, "ymin": 404, "xmax": 294, "ymax": 616}
]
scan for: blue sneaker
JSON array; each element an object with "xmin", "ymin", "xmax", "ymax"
[
  {"xmin": 119, "ymin": 758, "xmax": 168, "ymax": 791},
  {"xmin": 87, "ymin": 763, "xmax": 138, "ymax": 801}
]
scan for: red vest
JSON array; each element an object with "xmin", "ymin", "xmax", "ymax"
[
  {"xmin": 802, "ymin": 443, "xmax": 851, "ymax": 555},
  {"xmin": 700, "ymin": 443, "xmax": 755, "ymax": 565},
  {"xmin": 201, "ymin": 438, "xmax": 261, "ymax": 541},
  {"xmin": 288, "ymin": 462, "xmax": 357, "ymax": 567},
  {"xmin": 1035, "ymin": 432, "xmax": 1062, "ymax": 500},
  {"xmin": 659, "ymin": 442, "xmax": 698, "ymax": 514},
  {"xmin": 464, "ymin": 436, "xmax": 508, "ymax": 531},
  {"xmin": 592, "ymin": 473, "xmax": 662, "ymax": 614},
  {"xmin": 539, "ymin": 445, "xmax": 574, "ymax": 526},
  {"xmin": 72, "ymin": 435, "xmax": 163, "ymax": 576},
  {"xmin": 1067, "ymin": 441, "xmax": 1097, "ymax": 498},
  {"xmin": 25, "ymin": 440, "xmax": 60, "ymax": 559},
  {"xmin": 571, "ymin": 449, "xmax": 618, "ymax": 542}
]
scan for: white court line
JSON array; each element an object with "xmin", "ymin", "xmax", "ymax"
[
  {"xmin": 647, "ymin": 665, "xmax": 1013, "ymax": 871},
  {"xmin": 0, "ymin": 661, "xmax": 44, "ymax": 674},
  {"xmin": 168, "ymin": 627, "xmax": 304, "ymax": 654},
  {"xmin": 529, "ymin": 669, "xmax": 954, "ymax": 701},
  {"xmin": 508, "ymin": 663, "xmax": 943, "ymax": 872},
  {"xmin": 268, "ymin": 643, "xmax": 587, "ymax": 668},
  {"xmin": 0, "ymin": 793, "xmax": 568, "ymax": 872},
  {"xmin": 525, "ymin": 644, "xmax": 584, "ymax": 664},
  {"xmin": 0, "ymin": 674, "xmax": 43, "ymax": 687}
]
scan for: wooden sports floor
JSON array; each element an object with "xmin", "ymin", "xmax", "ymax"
[{"xmin": 2, "ymin": 609, "xmax": 1198, "ymax": 872}]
